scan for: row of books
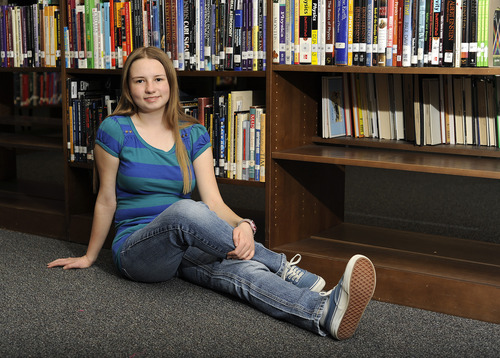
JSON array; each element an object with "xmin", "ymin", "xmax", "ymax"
[
  {"xmin": 274, "ymin": 0, "xmax": 500, "ymax": 67},
  {"xmin": 0, "ymin": 2, "xmax": 61, "ymax": 68},
  {"xmin": 196, "ymin": 90, "xmax": 266, "ymax": 181},
  {"xmin": 322, "ymin": 73, "xmax": 500, "ymax": 147},
  {"xmin": 14, "ymin": 72, "xmax": 62, "ymax": 107},
  {"xmin": 67, "ymin": 78, "xmax": 120, "ymax": 162},
  {"xmin": 67, "ymin": 78, "xmax": 266, "ymax": 181},
  {"xmin": 65, "ymin": 0, "xmax": 267, "ymax": 71}
]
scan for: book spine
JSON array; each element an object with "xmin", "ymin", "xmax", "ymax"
[
  {"xmin": 252, "ymin": 0, "xmax": 259, "ymax": 70},
  {"xmin": 263, "ymin": 0, "xmax": 267, "ymax": 70},
  {"xmin": 234, "ymin": 0, "xmax": 243, "ymax": 69},
  {"xmin": 402, "ymin": 0, "xmax": 412, "ymax": 66},
  {"xmin": 311, "ymin": 0, "xmax": 319, "ymax": 64},
  {"xmin": 226, "ymin": 0, "xmax": 235, "ymax": 69},
  {"xmin": 468, "ymin": 0, "xmax": 477, "ymax": 66},
  {"xmin": 396, "ymin": 0, "xmax": 404, "ymax": 66},
  {"xmin": 249, "ymin": 107, "xmax": 256, "ymax": 180},
  {"xmin": 493, "ymin": 7, "xmax": 500, "ymax": 67},
  {"xmin": 335, "ymin": 0, "xmax": 348, "ymax": 65},
  {"xmin": 461, "ymin": 0, "xmax": 469, "ymax": 66},
  {"xmin": 386, "ymin": 0, "xmax": 394, "ymax": 66},
  {"xmin": 431, "ymin": 0, "xmax": 440, "ymax": 65},
  {"xmin": 453, "ymin": 0, "xmax": 462, "ymax": 67},
  {"xmin": 325, "ymin": 0, "xmax": 335, "ymax": 65},
  {"xmin": 285, "ymin": 0, "xmax": 292, "ymax": 64},
  {"xmin": 353, "ymin": 0, "xmax": 361, "ymax": 65},
  {"xmin": 442, "ymin": 0, "xmax": 455, "ymax": 66},
  {"xmin": 359, "ymin": 0, "xmax": 367, "ymax": 65},
  {"xmin": 254, "ymin": 109, "xmax": 261, "ymax": 180},
  {"xmin": 372, "ymin": 0, "xmax": 379, "ymax": 65},
  {"xmin": 377, "ymin": 0, "xmax": 387, "ymax": 66},
  {"xmin": 294, "ymin": 0, "xmax": 300, "ymax": 63},
  {"xmin": 85, "ymin": 0, "xmax": 94, "ymax": 69},
  {"xmin": 367, "ymin": 0, "xmax": 375, "ymax": 66},
  {"xmin": 347, "ymin": 0, "xmax": 354, "ymax": 65},
  {"xmin": 299, "ymin": 0, "xmax": 312, "ymax": 63},
  {"xmin": 272, "ymin": 0, "xmax": 279, "ymax": 63},
  {"xmin": 415, "ymin": 0, "xmax": 425, "ymax": 66}
]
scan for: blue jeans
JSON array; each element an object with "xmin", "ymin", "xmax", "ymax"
[{"xmin": 119, "ymin": 199, "xmax": 328, "ymax": 335}]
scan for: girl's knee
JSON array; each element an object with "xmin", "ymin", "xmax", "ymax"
[{"xmin": 166, "ymin": 200, "xmax": 213, "ymax": 223}]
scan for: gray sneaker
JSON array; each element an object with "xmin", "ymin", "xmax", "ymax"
[{"xmin": 281, "ymin": 254, "xmax": 326, "ymax": 292}]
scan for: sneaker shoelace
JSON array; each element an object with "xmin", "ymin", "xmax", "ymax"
[{"xmin": 282, "ymin": 254, "xmax": 305, "ymax": 283}]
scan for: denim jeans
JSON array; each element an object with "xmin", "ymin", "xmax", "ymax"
[{"xmin": 119, "ymin": 199, "xmax": 328, "ymax": 335}]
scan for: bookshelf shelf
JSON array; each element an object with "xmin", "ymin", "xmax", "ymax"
[
  {"xmin": 0, "ymin": 133, "xmax": 62, "ymax": 151},
  {"xmin": 272, "ymin": 145, "xmax": 500, "ymax": 179},
  {"xmin": 0, "ymin": 115, "xmax": 61, "ymax": 127},
  {"xmin": 273, "ymin": 64, "xmax": 500, "ymax": 76},
  {"xmin": 272, "ymin": 223, "xmax": 500, "ymax": 322},
  {"xmin": 0, "ymin": 67, "xmax": 61, "ymax": 73},
  {"xmin": 0, "ymin": 181, "xmax": 66, "ymax": 239},
  {"xmin": 313, "ymin": 136, "xmax": 500, "ymax": 158}
]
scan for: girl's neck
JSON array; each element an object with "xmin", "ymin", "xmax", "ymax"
[{"xmin": 134, "ymin": 111, "xmax": 168, "ymax": 129}]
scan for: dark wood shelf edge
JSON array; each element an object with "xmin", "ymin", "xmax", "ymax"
[
  {"xmin": 217, "ymin": 177, "xmax": 265, "ymax": 187},
  {"xmin": 272, "ymin": 64, "xmax": 500, "ymax": 75},
  {"xmin": 0, "ymin": 115, "xmax": 61, "ymax": 127},
  {"xmin": 0, "ymin": 67, "xmax": 61, "ymax": 73},
  {"xmin": 0, "ymin": 134, "xmax": 63, "ymax": 151},
  {"xmin": 312, "ymin": 223, "xmax": 500, "ymax": 269},
  {"xmin": 272, "ymin": 145, "xmax": 500, "ymax": 180},
  {"xmin": 313, "ymin": 136, "xmax": 500, "ymax": 158},
  {"xmin": 65, "ymin": 68, "xmax": 266, "ymax": 78}
]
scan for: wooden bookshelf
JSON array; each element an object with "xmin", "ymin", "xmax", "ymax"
[
  {"xmin": 267, "ymin": 66, "xmax": 500, "ymax": 323},
  {"xmin": 2, "ymin": 0, "xmax": 499, "ymax": 326}
]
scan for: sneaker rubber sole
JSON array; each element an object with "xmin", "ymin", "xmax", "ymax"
[
  {"xmin": 334, "ymin": 255, "xmax": 376, "ymax": 340},
  {"xmin": 310, "ymin": 276, "xmax": 327, "ymax": 293}
]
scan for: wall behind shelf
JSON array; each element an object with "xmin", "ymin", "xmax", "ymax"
[{"xmin": 345, "ymin": 166, "xmax": 500, "ymax": 245}]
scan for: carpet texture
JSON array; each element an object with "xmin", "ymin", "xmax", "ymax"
[{"xmin": 1, "ymin": 229, "xmax": 499, "ymax": 357}]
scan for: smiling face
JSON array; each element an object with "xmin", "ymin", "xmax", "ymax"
[{"xmin": 128, "ymin": 58, "xmax": 171, "ymax": 116}]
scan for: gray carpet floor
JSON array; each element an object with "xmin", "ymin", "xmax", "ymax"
[{"xmin": 1, "ymin": 228, "xmax": 499, "ymax": 357}]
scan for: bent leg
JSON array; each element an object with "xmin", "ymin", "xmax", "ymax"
[
  {"xmin": 120, "ymin": 199, "xmax": 284, "ymax": 282},
  {"xmin": 178, "ymin": 247, "xmax": 329, "ymax": 336}
]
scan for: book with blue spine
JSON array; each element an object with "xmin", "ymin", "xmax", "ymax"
[
  {"xmin": 366, "ymin": 0, "xmax": 374, "ymax": 66},
  {"xmin": 103, "ymin": 1, "xmax": 111, "ymax": 69},
  {"xmin": 416, "ymin": 0, "xmax": 426, "ymax": 67},
  {"xmin": 234, "ymin": 0, "xmax": 243, "ymax": 70},
  {"xmin": 335, "ymin": 0, "xmax": 349, "ymax": 65},
  {"xmin": 177, "ymin": 0, "xmax": 185, "ymax": 70}
]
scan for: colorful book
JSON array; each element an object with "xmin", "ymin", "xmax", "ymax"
[
  {"xmin": 335, "ymin": 0, "xmax": 349, "ymax": 65},
  {"xmin": 299, "ymin": 0, "xmax": 312, "ymax": 63}
]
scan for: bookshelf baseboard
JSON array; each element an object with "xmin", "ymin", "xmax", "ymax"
[
  {"xmin": 0, "ymin": 195, "xmax": 65, "ymax": 239},
  {"xmin": 271, "ymin": 223, "xmax": 500, "ymax": 323}
]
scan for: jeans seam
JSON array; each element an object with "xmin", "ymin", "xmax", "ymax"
[
  {"xmin": 122, "ymin": 225, "xmax": 226, "ymax": 257},
  {"xmin": 183, "ymin": 255, "xmax": 318, "ymax": 318}
]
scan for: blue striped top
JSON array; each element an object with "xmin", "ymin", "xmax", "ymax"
[{"xmin": 95, "ymin": 115, "xmax": 211, "ymax": 267}]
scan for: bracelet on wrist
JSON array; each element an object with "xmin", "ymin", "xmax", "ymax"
[{"xmin": 237, "ymin": 219, "xmax": 257, "ymax": 235}]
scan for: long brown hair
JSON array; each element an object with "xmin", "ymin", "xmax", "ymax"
[{"xmin": 112, "ymin": 47, "xmax": 199, "ymax": 194}]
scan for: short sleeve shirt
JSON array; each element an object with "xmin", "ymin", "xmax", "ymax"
[{"xmin": 95, "ymin": 115, "xmax": 211, "ymax": 266}]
